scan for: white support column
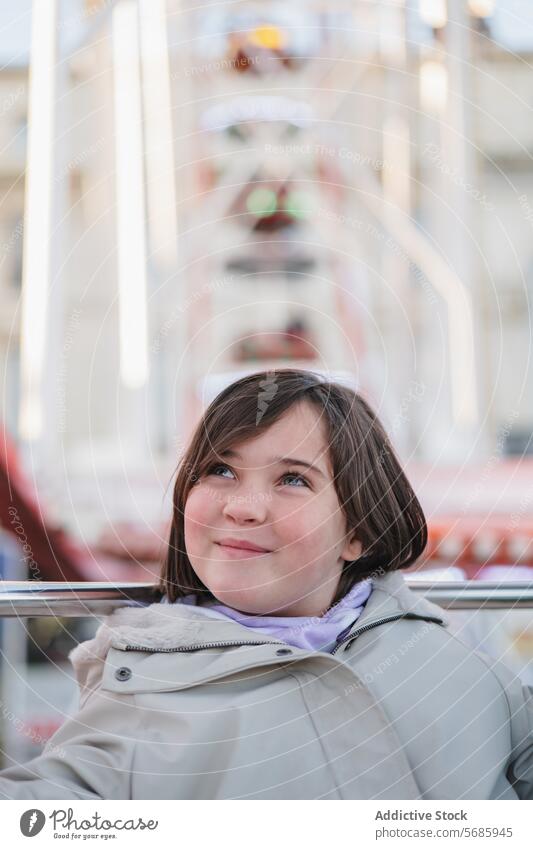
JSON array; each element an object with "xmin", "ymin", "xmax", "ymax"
[
  {"xmin": 415, "ymin": 1, "xmax": 483, "ymax": 462},
  {"xmin": 139, "ymin": 0, "xmax": 178, "ymax": 271},
  {"xmin": 442, "ymin": 0, "xmax": 485, "ymax": 456},
  {"xmin": 18, "ymin": 0, "xmax": 61, "ymax": 473},
  {"xmin": 112, "ymin": 0, "xmax": 150, "ymax": 465},
  {"xmin": 381, "ymin": 0, "xmax": 416, "ymax": 457},
  {"xmin": 138, "ymin": 0, "xmax": 181, "ymax": 458},
  {"xmin": 166, "ymin": 5, "xmax": 200, "ymax": 453}
]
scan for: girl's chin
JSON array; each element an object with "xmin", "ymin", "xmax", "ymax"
[{"xmin": 201, "ymin": 580, "xmax": 276, "ymax": 613}]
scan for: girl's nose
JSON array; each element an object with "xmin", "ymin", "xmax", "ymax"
[{"xmin": 221, "ymin": 491, "xmax": 269, "ymax": 523}]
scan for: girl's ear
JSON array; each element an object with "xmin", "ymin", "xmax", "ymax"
[{"xmin": 341, "ymin": 534, "xmax": 363, "ymax": 562}]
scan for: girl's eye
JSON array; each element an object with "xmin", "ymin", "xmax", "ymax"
[
  {"xmin": 206, "ymin": 464, "xmax": 235, "ymax": 479},
  {"xmin": 280, "ymin": 472, "xmax": 310, "ymax": 488}
]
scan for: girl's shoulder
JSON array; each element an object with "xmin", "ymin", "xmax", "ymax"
[{"xmin": 68, "ymin": 602, "xmax": 205, "ymax": 703}]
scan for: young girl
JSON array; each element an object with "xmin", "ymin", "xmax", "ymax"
[{"xmin": 1, "ymin": 368, "xmax": 532, "ymax": 799}]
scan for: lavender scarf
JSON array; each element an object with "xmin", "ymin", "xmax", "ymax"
[{"xmin": 164, "ymin": 578, "xmax": 373, "ymax": 653}]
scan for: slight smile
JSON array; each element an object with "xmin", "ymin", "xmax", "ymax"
[{"xmin": 215, "ymin": 540, "xmax": 272, "ymax": 558}]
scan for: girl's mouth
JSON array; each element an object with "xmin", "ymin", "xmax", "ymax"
[{"xmin": 215, "ymin": 542, "xmax": 271, "ymax": 558}]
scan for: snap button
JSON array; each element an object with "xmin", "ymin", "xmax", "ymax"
[
  {"xmin": 115, "ymin": 666, "xmax": 132, "ymax": 681},
  {"xmin": 275, "ymin": 648, "xmax": 293, "ymax": 656}
]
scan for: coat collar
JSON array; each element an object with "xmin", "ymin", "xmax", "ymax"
[
  {"xmin": 69, "ymin": 570, "xmax": 447, "ymax": 696},
  {"xmin": 359, "ymin": 570, "xmax": 449, "ymax": 628}
]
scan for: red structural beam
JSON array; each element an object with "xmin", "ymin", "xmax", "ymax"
[{"xmin": 0, "ymin": 424, "xmax": 142, "ymax": 583}]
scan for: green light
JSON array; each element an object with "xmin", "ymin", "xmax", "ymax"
[
  {"xmin": 284, "ymin": 190, "xmax": 311, "ymax": 219},
  {"xmin": 246, "ymin": 188, "xmax": 277, "ymax": 217}
]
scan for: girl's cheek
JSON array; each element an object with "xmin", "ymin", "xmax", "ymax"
[
  {"xmin": 275, "ymin": 514, "xmax": 308, "ymax": 544},
  {"xmin": 184, "ymin": 487, "xmax": 215, "ymax": 527}
]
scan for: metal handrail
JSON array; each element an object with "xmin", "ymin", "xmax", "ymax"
[
  {"xmin": 0, "ymin": 582, "xmax": 159, "ymax": 617},
  {"xmin": 1, "ymin": 580, "xmax": 533, "ymax": 616}
]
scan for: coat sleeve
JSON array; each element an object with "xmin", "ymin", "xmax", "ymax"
[
  {"xmin": 505, "ymin": 679, "xmax": 533, "ymax": 800},
  {"xmin": 0, "ymin": 684, "xmax": 140, "ymax": 800}
]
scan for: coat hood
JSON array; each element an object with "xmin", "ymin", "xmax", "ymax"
[{"xmin": 68, "ymin": 570, "xmax": 448, "ymax": 700}]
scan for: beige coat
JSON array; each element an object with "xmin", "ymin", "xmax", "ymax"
[{"xmin": 1, "ymin": 571, "xmax": 532, "ymax": 800}]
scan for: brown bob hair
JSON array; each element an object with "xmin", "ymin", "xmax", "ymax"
[{"xmin": 159, "ymin": 368, "xmax": 427, "ymax": 606}]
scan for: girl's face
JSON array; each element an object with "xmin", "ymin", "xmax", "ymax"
[{"xmin": 183, "ymin": 401, "xmax": 362, "ymax": 616}]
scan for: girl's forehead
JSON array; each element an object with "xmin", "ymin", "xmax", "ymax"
[
  {"xmin": 219, "ymin": 406, "xmax": 333, "ymax": 473},
  {"xmin": 244, "ymin": 404, "xmax": 327, "ymax": 447}
]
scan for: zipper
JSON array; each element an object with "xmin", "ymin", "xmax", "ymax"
[
  {"xmin": 123, "ymin": 639, "xmax": 286, "ymax": 653},
  {"xmin": 123, "ymin": 614, "xmax": 445, "ymax": 656},
  {"xmin": 330, "ymin": 612, "xmax": 444, "ymax": 656}
]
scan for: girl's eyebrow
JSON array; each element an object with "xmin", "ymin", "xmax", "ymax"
[{"xmin": 221, "ymin": 449, "xmax": 326, "ymax": 479}]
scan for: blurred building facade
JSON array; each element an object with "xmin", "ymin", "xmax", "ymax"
[{"xmin": 0, "ymin": 0, "xmax": 532, "ymax": 547}]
